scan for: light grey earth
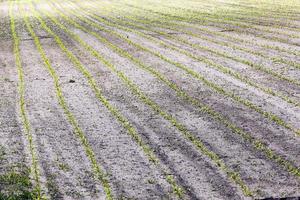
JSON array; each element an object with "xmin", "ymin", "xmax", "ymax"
[{"xmin": 0, "ymin": 0, "xmax": 300, "ymax": 199}]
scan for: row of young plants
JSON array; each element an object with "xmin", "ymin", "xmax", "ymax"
[
  {"xmin": 67, "ymin": 0, "xmax": 300, "ymax": 137},
  {"xmin": 55, "ymin": 0, "xmax": 300, "ymax": 184},
  {"xmin": 30, "ymin": 1, "xmax": 187, "ymax": 199},
  {"xmin": 9, "ymin": 2, "xmax": 43, "ymax": 199},
  {"xmin": 45, "ymin": 0, "xmax": 258, "ymax": 197}
]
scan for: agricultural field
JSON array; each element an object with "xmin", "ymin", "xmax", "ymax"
[{"xmin": 0, "ymin": 0, "xmax": 300, "ymax": 199}]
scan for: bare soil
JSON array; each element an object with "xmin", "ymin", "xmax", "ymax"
[{"xmin": 1, "ymin": 0, "xmax": 299, "ymax": 199}]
